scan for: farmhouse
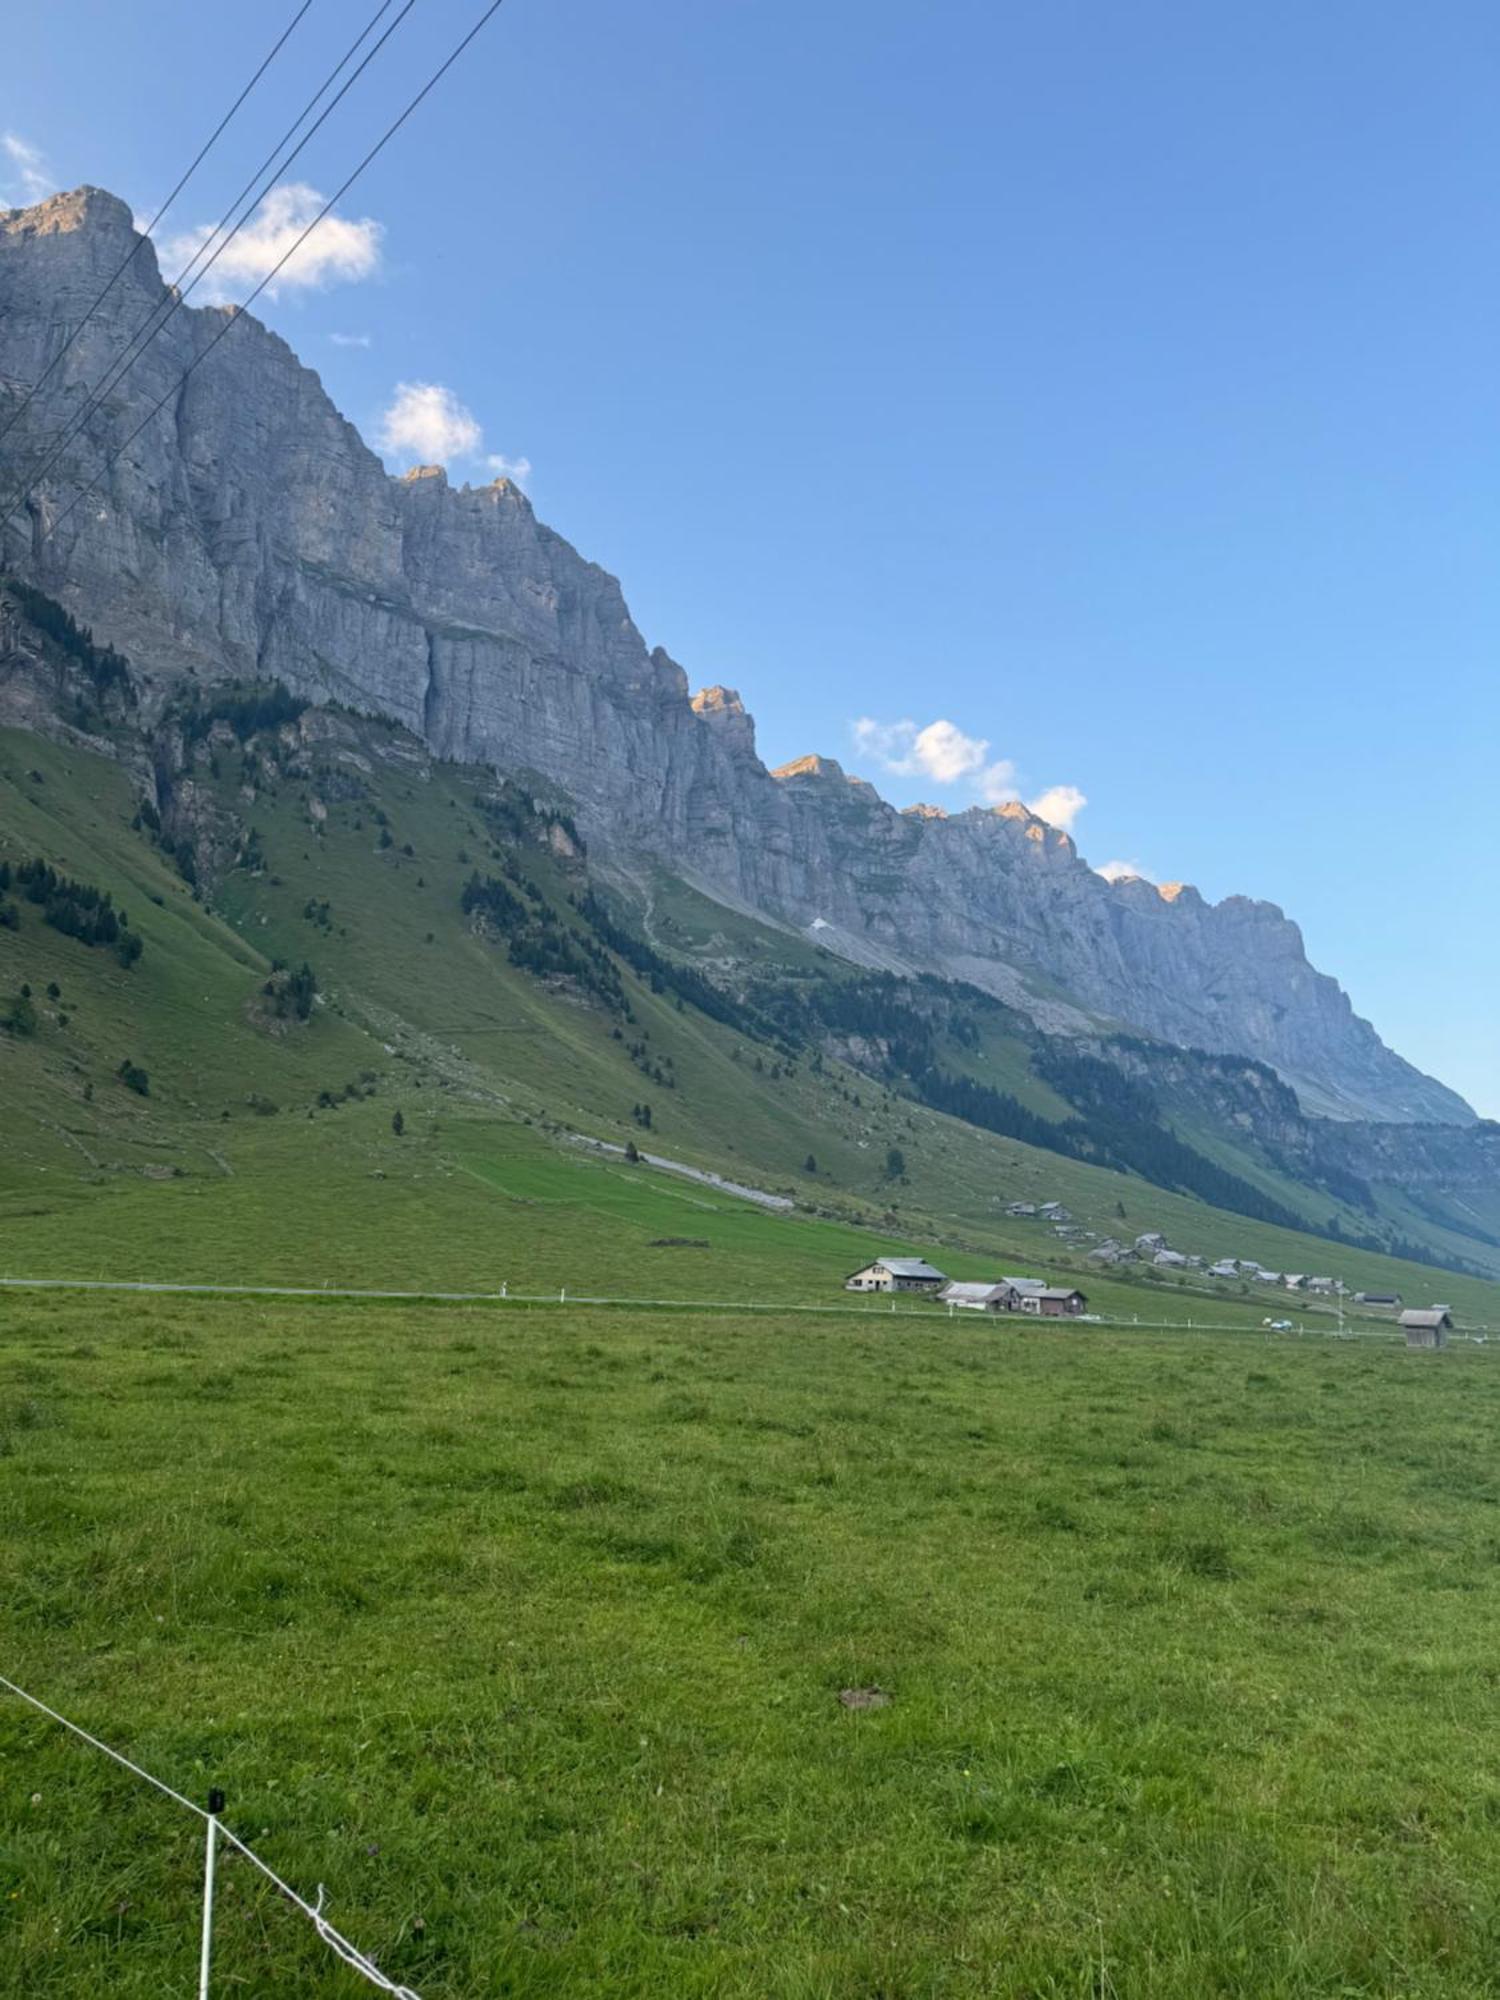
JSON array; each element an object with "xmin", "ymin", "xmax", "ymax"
[
  {"xmin": 1019, "ymin": 1287, "xmax": 1088, "ymax": 1318},
  {"xmin": 1088, "ymin": 1240, "xmax": 1133, "ymax": 1265},
  {"xmin": 1401, "ymin": 1308, "xmax": 1452, "ymax": 1349},
  {"xmin": 1357, "ymin": 1292, "xmax": 1402, "ymax": 1308},
  {"xmin": 1207, "ymin": 1260, "xmax": 1238, "ymax": 1280},
  {"xmin": 1153, "ymin": 1249, "xmax": 1188, "ymax": 1269},
  {"xmin": 939, "ymin": 1280, "xmax": 1019, "ymax": 1313},
  {"xmin": 844, "ymin": 1256, "xmax": 947, "ymax": 1294}
]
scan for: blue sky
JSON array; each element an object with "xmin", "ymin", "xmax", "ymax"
[{"xmin": 5, "ymin": 0, "xmax": 1497, "ymax": 1112}]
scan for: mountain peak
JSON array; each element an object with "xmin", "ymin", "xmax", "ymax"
[
  {"xmin": 691, "ymin": 685, "xmax": 756, "ymax": 758},
  {"xmin": 773, "ymin": 753, "xmax": 844, "ymax": 783},
  {"xmin": 2, "ymin": 185, "xmax": 158, "ymax": 294},
  {"xmin": 691, "ymin": 685, "xmax": 746, "ymax": 717},
  {"xmin": 5, "ymin": 184, "xmax": 134, "ymax": 234}
]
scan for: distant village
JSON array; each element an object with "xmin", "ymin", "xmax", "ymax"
[
  {"xmin": 844, "ymin": 1200, "xmax": 1459, "ymax": 1348},
  {"xmin": 1002, "ymin": 1199, "xmax": 1355, "ymax": 1293}
]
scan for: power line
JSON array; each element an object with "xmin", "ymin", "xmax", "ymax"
[
  {"xmin": 29, "ymin": 0, "xmax": 510, "ymax": 557},
  {"xmin": 0, "ymin": 0, "xmax": 418, "ymax": 544},
  {"xmin": 0, "ymin": 0, "xmax": 316, "ymax": 453},
  {"xmin": 0, "ymin": 0, "xmax": 411, "ymax": 538},
  {"xmin": 117, "ymin": 0, "xmax": 409, "ymax": 355}
]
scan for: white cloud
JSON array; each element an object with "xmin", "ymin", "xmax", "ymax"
[
  {"xmin": 2, "ymin": 133, "xmax": 55, "ymax": 205},
  {"xmin": 910, "ymin": 718, "xmax": 989, "ymax": 783},
  {"xmin": 976, "ymin": 759, "xmax": 1020, "ymax": 804},
  {"xmin": 851, "ymin": 717, "xmax": 915, "ymax": 768},
  {"xmin": 485, "ymin": 451, "xmax": 532, "ymax": 487},
  {"xmin": 1026, "ymin": 784, "xmax": 1088, "ymax": 832},
  {"xmin": 1096, "ymin": 858, "xmax": 1157, "ymax": 884},
  {"xmin": 378, "ymin": 381, "xmax": 482, "ymax": 464},
  {"xmin": 851, "ymin": 713, "xmax": 1084, "ymax": 825},
  {"xmin": 329, "ymin": 331, "xmax": 372, "ymax": 349},
  {"xmin": 158, "ymin": 183, "xmax": 382, "ymax": 302},
  {"xmin": 373, "ymin": 382, "xmax": 531, "ymax": 483},
  {"xmin": 851, "ymin": 716, "xmax": 989, "ymax": 784}
]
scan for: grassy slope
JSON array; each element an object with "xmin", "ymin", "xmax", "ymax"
[
  {"xmin": 2, "ymin": 720, "xmax": 1496, "ymax": 1327},
  {"xmin": 5, "ymin": 1292, "xmax": 1500, "ymax": 1997}
]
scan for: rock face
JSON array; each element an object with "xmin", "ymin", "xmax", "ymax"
[{"xmin": 0, "ymin": 187, "xmax": 1473, "ymax": 1125}]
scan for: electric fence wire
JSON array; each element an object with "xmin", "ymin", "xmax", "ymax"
[{"xmin": 0, "ymin": 1671, "xmax": 423, "ymax": 1997}]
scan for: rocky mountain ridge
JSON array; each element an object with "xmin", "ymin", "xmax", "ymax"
[{"xmin": 0, "ymin": 185, "xmax": 1472, "ymax": 1125}]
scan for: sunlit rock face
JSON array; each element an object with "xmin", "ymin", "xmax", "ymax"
[{"xmin": 0, "ymin": 187, "xmax": 1473, "ymax": 1125}]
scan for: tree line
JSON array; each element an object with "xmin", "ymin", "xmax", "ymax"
[
  {"xmin": 4, "ymin": 576, "xmax": 134, "ymax": 701},
  {"xmin": 462, "ymin": 872, "xmax": 627, "ymax": 1011},
  {"xmin": 0, "ymin": 858, "xmax": 143, "ymax": 967}
]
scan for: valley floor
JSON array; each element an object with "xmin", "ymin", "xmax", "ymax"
[{"xmin": 3, "ymin": 1291, "xmax": 1499, "ymax": 1998}]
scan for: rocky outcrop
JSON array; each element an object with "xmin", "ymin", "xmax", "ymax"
[{"xmin": 0, "ymin": 186, "xmax": 1473, "ymax": 1124}]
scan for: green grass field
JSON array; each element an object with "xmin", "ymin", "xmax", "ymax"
[
  {"xmin": 7, "ymin": 693, "xmax": 1500, "ymax": 1995},
  {"xmin": 4, "ymin": 1290, "xmax": 1500, "ymax": 1997}
]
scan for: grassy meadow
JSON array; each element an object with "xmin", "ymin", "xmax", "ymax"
[
  {"xmin": 4, "ymin": 1289, "xmax": 1500, "ymax": 1997},
  {"xmin": 7, "ymin": 703, "xmax": 1500, "ymax": 1997}
]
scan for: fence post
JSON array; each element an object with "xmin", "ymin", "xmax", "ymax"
[{"xmin": 198, "ymin": 1788, "xmax": 224, "ymax": 2000}]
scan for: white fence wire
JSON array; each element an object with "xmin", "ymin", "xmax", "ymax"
[{"xmin": 0, "ymin": 1672, "xmax": 421, "ymax": 1998}]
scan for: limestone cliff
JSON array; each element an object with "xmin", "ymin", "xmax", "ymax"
[{"xmin": 0, "ymin": 187, "xmax": 1472, "ymax": 1124}]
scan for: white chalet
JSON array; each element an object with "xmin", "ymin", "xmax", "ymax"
[{"xmin": 844, "ymin": 1256, "xmax": 947, "ymax": 1294}]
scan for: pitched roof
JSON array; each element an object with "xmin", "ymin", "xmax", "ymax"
[
  {"xmin": 941, "ymin": 1280, "xmax": 1013, "ymax": 1302},
  {"xmin": 1400, "ymin": 1309, "xmax": 1452, "ymax": 1329},
  {"xmin": 1037, "ymin": 1287, "xmax": 1085, "ymax": 1301},
  {"xmin": 871, "ymin": 1256, "xmax": 946, "ymax": 1280}
]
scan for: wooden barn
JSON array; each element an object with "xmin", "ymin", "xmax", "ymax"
[
  {"xmin": 1019, "ymin": 1287, "xmax": 1088, "ymax": 1318},
  {"xmin": 1401, "ymin": 1308, "xmax": 1452, "ymax": 1350}
]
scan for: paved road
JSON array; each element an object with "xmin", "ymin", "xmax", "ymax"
[{"xmin": 0, "ymin": 1273, "xmax": 1448, "ymax": 1338}]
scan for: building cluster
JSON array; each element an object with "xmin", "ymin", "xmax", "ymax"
[
  {"xmin": 841, "ymin": 1241, "xmax": 1457, "ymax": 1348},
  {"xmin": 941, "ymin": 1277, "xmax": 1089, "ymax": 1318},
  {"xmin": 844, "ymin": 1258, "xmax": 1087, "ymax": 1317},
  {"xmin": 1087, "ymin": 1230, "xmax": 1351, "ymax": 1294},
  {"xmin": 1005, "ymin": 1200, "xmax": 1072, "ymax": 1224}
]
